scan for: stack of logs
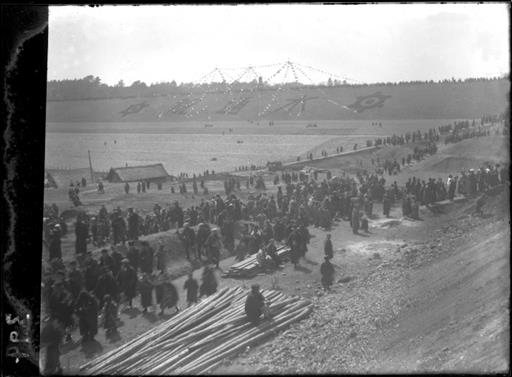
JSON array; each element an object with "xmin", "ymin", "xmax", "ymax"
[
  {"xmin": 222, "ymin": 246, "xmax": 291, "ymax": 278},
  {"xmin": 81, "ymin": 286, "xmax": 312, "ymax": 375}
]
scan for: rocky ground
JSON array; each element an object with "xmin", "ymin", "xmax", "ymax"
[{"xmin": 216, "ymin": 185, "xmax": 509, "ymax": 374}]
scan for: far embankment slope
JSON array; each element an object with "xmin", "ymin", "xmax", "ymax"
[{"xmin": 46, "ymin": 79, "xmax": 509, "ymax": 123}]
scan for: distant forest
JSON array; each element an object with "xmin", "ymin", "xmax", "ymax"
[{"xmin": 47, "ymin": 75, "xmax": 509, "ymax": 102}]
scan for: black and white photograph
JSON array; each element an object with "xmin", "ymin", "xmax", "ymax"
[{"xmin": 15, "ymin": 3, "xmax": 512, "ymax": 375}]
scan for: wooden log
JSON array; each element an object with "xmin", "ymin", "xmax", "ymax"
[{"xmin": 180, "ymin": 306, "xmax": 313, "ymax": 375}]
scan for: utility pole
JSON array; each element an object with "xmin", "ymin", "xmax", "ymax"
[{"xmin": 88, "ymin": 150, "xmax": 94, "ymax": 184}]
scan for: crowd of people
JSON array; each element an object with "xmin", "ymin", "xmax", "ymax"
[
  {"xmin": 42, "ymin": 117, "xmax": 508, "ymax": 374},
  {"xmin": 41, "ymin": 241, "xmax": 220, "ymax": 374}
]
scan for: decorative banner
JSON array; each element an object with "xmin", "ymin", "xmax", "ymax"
[
  {"xmin": 347, "ymin": 92, "xmax": 391, "ymax": 113},
  {"xmin": 119, "ymin": 102, "xmax": 149, "ymax": 117},
  {"xmin": 269, "ymin": 95, "xmax": 318, "ymax": 116},
  {"xmin": 164, "ymin": 98, "xmax": 202, "ymax": 116},
  {"xmin": 216, "ymin": 96, "xmax": 251, "ymax": 115}
]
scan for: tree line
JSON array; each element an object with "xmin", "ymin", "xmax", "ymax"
[{"xmin": 47, "ymin": 75, "xmax": 508, "ymax": 102}]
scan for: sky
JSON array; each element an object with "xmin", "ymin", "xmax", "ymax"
[{"xmin": 48, "ymin": 3, "xmax": 510, "ymax": 86}]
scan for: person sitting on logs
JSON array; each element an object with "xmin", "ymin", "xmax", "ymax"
[
  {"xmin": 245, "ymin": 284, "xmax": 267, "ymax": 325},
  {"xmin": 265, "ymin": 238, "xmax": 282, "ymax": 268}
]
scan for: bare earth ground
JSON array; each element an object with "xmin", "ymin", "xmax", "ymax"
[{"xmin": 41, "ymin": 134, "xmax": 509, "ymax": 374}]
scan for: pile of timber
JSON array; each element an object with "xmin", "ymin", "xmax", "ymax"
[
  {"xmin": 81, "ymin": 286, "xmax": 312, "ymax": 375},
  {"xmin": 222, "ymin": 245, "xmax": 291, "ymax": 279}
]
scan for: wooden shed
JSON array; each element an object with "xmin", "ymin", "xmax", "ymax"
[{"xmin": 106, "ymin": 163, "xmax": 171, "ymax": 183}]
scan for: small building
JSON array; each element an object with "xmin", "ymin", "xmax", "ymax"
[
  {"xmin": 45, "ymin": 168, "xmax": 92, "ymax": 188},
  {"xmin": 106, "ymin": 163, "xmax": 171, "ymax": 184}
]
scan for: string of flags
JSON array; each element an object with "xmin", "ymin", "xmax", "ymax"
[{"xmin": 118, "ymin": 61, "xmax": 392, "ymax": 118}]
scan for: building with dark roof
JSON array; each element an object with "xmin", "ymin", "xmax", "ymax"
[{"xmin": 106, "ymin": 163, "xmax": 171, "ymax": 183}]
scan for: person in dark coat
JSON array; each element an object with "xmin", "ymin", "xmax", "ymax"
[
  {"xmin": 74, "ymin": 290, "xmax": 99, "ymax": 342},
  {"xmin": 47, "ymin": 281, "xmax": 74, "ymax": 342},
  {"xmin": 110, "ymin": 246, "xmax": 124, "ymax": 277},
  {"xmin": 205, "ymin": 229, "xmax": 222, "ymax": 268},
  {"xmin": 99, "ymin": 248, "xmax": 114, "ymax": 273},
  {"xmin": 199, "ymin": 266, "xmax": 218, "ymax": 297},
  {"xmin": 156, "ymin": 245, "xmax": 167, "ymax": 273},
  {"xmin": 124, "ymin": 182, "xmax": 130, "ymax": 194},
  {"xmin": 287, "ymin": 227, "xmax": 301, "ymax": 269},
  {"xmin": 102, "ymin": 294, "xmax": 118, "ymax": 338},
  {"xmin": 83, "ymin": 253, "xmax": 100, "ymax": 292},
  {"xmin": 75, "ymin": 217, "xmax": 88, "ymax": 255},
  {"xmin": 351, "ymin": 206, "xmax": 360, "ymax": 234},
  {"xmin": 126, "ymin": 242, "xmax": 139, "ymax": 272},
  {"xmin": 66, "ymin": 261, "xmax": 83, "ymax": 302},
  {"xmin": 117, "ymin": 259, "xmax": 138, "ymax": 308},
  {"xmin": 196, "ymin": 223, "xmax": 211, "ymax": 259},
  {"xmin": 298, "ymin": 223, "xmax": 310, "ymax": 258},
  {"xmin": 138, "ymin": 273, "xmax": 153, "ymax": 313},
  {"xmin": 320, "ymin": 257, "xmax": 335, "ymax": 291},
  {"xmin": 111, "ymin": 212, "xmax": 127, "ymax": 245},
  {"xmin": 41, "ymin": 317, "xmax": 64, "ymax": 375},
  {"xmin": 177, "ymin": 223, "xmax": 196, "ymax": 260},
  {"xmin": 382, "ymin": 193, "xmax": 391, "ymax": 218},
  {"xmin": 183, "ymin": 272, "xmax": 199, "ymax": 307},
  {"xmin": 139, "ymin": 242, "xmax": 154, "ymax": 274},
  {"xmin": 324, "ymin": 234, "xmax": 334, "ymax": 260},
  {"xmin": 48, "ymin": 225, "xmax": 62, "ymax": 261},
  {"xmin": 155, "ymin": 272, "xmax": 179, "ymax": 315},
  {"xmin": 127, "ymin": 208, "xmax": 139, "ymax": 241},
  {"xmin": 94, "ymin": 267, "xmax": 119, "ymax": 309},
  {"xmin": 245, "ymin": 284, "xmax": 266, "ymax": 325}
]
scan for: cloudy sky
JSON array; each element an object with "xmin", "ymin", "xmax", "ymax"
[{"xmin": 48, "ymin": 3, "xmax": 510, "ymax": 86}]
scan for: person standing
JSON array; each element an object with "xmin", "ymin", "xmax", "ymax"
[
  {"xmin": 287, "ymin": 226, "xmax": 301, "ymax": 269},
  {"xmin": 320, "ymin": 256, "xmax": 335, "ymax": 291},
  {"xmin": 382, "ymin": 192, "xmax": 391, "ymax": 218},
  {"xmin": 155, "ymin": 244, "xmax": 167, "ymax": 273},
  {"xmin": 139, "ymin": 273, "xmax": 154, "ymax": 313},
  {"xmin": 177, "ymin": 223, "xmax": 196, "ymax": 260},
  {"xmin": 124, "ymin": 182, "xmax": 130, "ymax": 194},
  {"xmin": 102, "ymin": 294, "xmax": 118, "ymax": 339},
  {"xmin": 94, "ymin": 267, "xmax": 119, "ymax": 309},
  {"xmin": 66, "ymin": 261, "xmax": 83, "ymax": 302},
  {"xmin": 48, "ymin": 225, "xmax": 62, "ymax": 261},
  {"xmin": 47, "ymin": 281, "xmax": 74, "ymax": 343},
  {"xmin": 351, "ymin": 206, "xmax": 360, "ymax": 234},
  {"xmin": 74, "ymin": 290, "xmax": 99, "ymax": 342},
  {"xmin": 139, "ymin": 241, "xmax": 154, "ymax": 275},
  {"xmin": 183, "ymin": 272, "xmax": 199, "ymax": 307},
  {"xmin": 127, "ymin": 208, "xmax": 140, "ymax": 241},
  {"xmin": 41, "ymin": 317, "xmax": 64, "ymax": 375},
  {"xmin": 117, "ymin": 259, "xmax": 138, "ymax": 309},
  {"xmin": 126, "ymin": 242, "xmax": 139, "ymax": 273},
  {"xmin": 75, "ymin": 216, "xmax": 88, "ymax": 256},
  {"xmin": 199, "ymin": 265, "xmax": 218, "ymax": 297},
  {"xmin": 155, "ymin": 272, "xmax": 179, "ymax": 316},
  {"xmin": 205, "ymin": 229, "xmax": 222, "ymax": 268},
  {"xmin": 324, "ymin": 234, "xmax": 334, "ymax": 260}
]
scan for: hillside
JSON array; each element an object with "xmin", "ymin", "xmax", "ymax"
[
  {"xmin": 46, "ymin": 79, "xmax": 509, "ymax": 123},
  {"xmin": 217, "ymin": 186, "xmax": 509, "ymax": 374}
]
